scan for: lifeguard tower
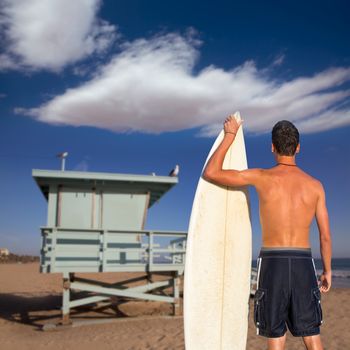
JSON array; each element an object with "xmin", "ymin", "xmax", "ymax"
[{"xmin": 32, "ymin": 168, "xmax": 187, "ymax": 326}]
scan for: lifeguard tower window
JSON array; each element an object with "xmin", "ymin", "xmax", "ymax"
[
  {"xmin": 59, "ymin": 188, "xmax": 93, "ymax": 229},
  {"xmin": 102, "ymin": 192, "xmax": 148, "ymax": 230}
]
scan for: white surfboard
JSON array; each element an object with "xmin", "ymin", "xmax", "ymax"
[{"xmin": 184, "ymin": 111, "xmax": 252, "ymax": 350}]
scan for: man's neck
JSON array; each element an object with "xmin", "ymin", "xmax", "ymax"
[{"xmin": 275, "ymin": 155, "xmax": 296, "ymax": 166}]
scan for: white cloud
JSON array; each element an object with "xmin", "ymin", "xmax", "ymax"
[
  {"xmin": 272, "ymin": 53, "xmax": 285, "ymax": 66},
  {"xmin": 0, "ymin": 53, "xmax": 20, "ymax": 70},
  {"xmin": 0, "ymin": 0, "xmax": 117, "ymax": 72},
  {"xmin": 15, "ymin": 33, "xmax": 350, "ymax": 135}
]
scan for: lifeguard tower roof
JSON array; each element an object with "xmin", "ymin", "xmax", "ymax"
[{"xmin": 32, "ymin": 169, "xmax": 178, "ymax": 208}]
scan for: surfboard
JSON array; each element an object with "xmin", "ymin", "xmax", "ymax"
[{"xmin": 184, "ymin": 111, "xmax": 252, "ymax": 350}]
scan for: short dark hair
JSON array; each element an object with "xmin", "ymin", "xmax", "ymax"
[{"xmin": 272, "ymin": 120, "xmax": 299, "ymax": 156}]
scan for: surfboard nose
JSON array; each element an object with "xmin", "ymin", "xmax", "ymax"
[{"xmin": 234, "ymin": 110, "xmax": 241, "ymax": 121}]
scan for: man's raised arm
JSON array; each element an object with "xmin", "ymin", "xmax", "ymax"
[{"xmin": 202, "ymin": 115, "xmax": 262, "ymax": 188}]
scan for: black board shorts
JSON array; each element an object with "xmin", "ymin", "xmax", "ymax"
[{"xmin": 254, "ymin": 248, "xmax": 323, "ymax": 338}]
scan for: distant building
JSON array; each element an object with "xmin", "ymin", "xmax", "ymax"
[{"xmin": 0, "ymin": 248, "xmax": 10, "ymax": 256}]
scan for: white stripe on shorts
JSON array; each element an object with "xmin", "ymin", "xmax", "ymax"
[
  {"xmin": 311, "ymin": 257, "xmax": 318, "ymax": 283},
  {"xmin": 256, "ymin": 257, "xmax": 262, "ymax": 289}
]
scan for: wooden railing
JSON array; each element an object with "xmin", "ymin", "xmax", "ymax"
[{"xmin": 40, "ymin": 227, "xmax": 187, "ymax": 274}]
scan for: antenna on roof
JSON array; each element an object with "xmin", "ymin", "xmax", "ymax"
[{"xmin": 57, "ymin": 152, "xmax": 68, "ymax": 171}]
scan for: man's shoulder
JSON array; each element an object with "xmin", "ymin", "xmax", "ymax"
[
  {"xmin": 240, "ymin": 168, "xmax": 270, "ymax": 187},
  {"xmin": 299, "ymin": 170, "xmax": 323, "ymax": 187},
  {"xmin": 254, "ymin": 167, "xmax": 276, "ymax": 177},
  {"xmin": 242, "ymin": 168, "xmax": 266, "ymax": 179},
  {"xmin": 258, "ymin": 167, "xmax": 323, "ymax": 185},
  {"xmin": 297, "ymin": 170, "xmax": 325, "ymax": 195},
  {"xmin": 312, "ymin": 177, "xmax": 325, "ymax": 194}
]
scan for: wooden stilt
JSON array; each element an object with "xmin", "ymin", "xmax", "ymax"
[
  {"xmin": 172, "ymin": 272, "xmax": 182, "ymax": 316},
  {"xmin": 62, "ymin": 272, "xmax": 72, "ymax": 325}
]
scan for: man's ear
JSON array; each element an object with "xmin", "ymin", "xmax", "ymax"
[
  {"xmin": 271, "ymin": 143, "xmax": 275, "ymax": 153},
  {"xmin": 296, "ymin": 143, "xmax": 300, "ymax": 154}
]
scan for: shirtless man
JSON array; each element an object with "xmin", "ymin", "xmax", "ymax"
[{"xmin": 202, "ymin": 116, "xmax": 332, "ymax": 350}]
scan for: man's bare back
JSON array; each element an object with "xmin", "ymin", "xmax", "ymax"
[
  {"xmin": 255, "ymin": 165, "xmax": 321, "ymax": 248},
  {"xmin": 203, "ymin": 116, "xmax": 332, "ymax": 350}
]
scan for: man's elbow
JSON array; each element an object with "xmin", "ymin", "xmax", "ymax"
[{"xmin": 202, "ymin": 170, "xmax": 215, "ymax": 182}]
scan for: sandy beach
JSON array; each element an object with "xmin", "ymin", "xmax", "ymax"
[{"xmin": 0, "ymin": 263, "xmax": 349, "ymax": 350}]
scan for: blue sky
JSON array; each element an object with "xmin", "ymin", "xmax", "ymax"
[{"xmin": 0, "ymin": 0, "xmax": 349, "ymax": 258}]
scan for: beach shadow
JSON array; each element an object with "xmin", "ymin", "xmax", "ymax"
[
  {"xmin": 0, "ymin": 293, "xmax": 61, "ymax": 329},
  {"xmin": 0, "ymin": 292, "xmax": 133, "ymax": 330}
]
